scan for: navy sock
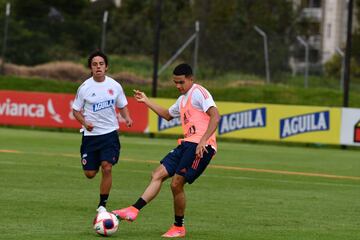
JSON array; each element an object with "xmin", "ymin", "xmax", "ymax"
[
  {"xmin": 132, "ymin": 197, "xmax": 147, "ymax": 210},
  {"xmin": 174, "ymin": 215, "xmax": 184, "ymax": 227},
  {"xmin": 98, "ymin": 194, "xmax": 109, "ymax": 208}
]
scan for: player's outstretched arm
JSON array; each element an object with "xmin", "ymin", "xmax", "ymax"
[{"xmin": 133, "ymin": 89, "xmax": 173, "ymax": 121}]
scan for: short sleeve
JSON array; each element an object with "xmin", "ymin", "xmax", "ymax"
[
  {"xmin": 192, "ymin": 87, "xmax": 216, "ymax": 113},
  {"xmin": 72, "ymin": 85, "xmax": 85, "ymax": 111},
  {"xmin": 168, "ymin": 97, "xmax": 182, "ymax": 118},
  {"xmin": 116, "ymin": 84, "xmax": 128, "ymax": 109}
]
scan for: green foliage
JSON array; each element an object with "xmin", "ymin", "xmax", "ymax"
[
  {"xmin": 324, "ymin": 54, "xmax": 342, "ymax": 78},
  {"xmin": 0, "ymin": 0, "xmax": 295, "ymax": 75},
  {"xmin": 2, "ymin": 0, "xmax": 98, "ymax": 65},
  {"xmin": 0, "ymin": 75, "xmax": 78, "ymax": 93},
  {"xmin": 324, "ymin": 54, "xmax": 360, "ymax": 80},
  {"xmin": 2, "ymin": 74, "xmax": 360, "ymax": 108}
]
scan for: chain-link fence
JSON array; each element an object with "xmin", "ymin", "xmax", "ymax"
[{"xmin": 0, "ymin": 0, "xmax": 358, "ymax": 92}]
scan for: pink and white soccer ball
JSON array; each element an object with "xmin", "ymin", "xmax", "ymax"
[{"xmin": 93, "ymin": 211, "xmax": 119, "ymax": 236}]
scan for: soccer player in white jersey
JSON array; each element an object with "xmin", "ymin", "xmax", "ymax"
[
  {"xmin": 113, "ymin": 63, "xmax": 220, "ymax": 238},
  {"xmin": 72, "ymin": 51, "xmax": 133, "ymax": 214}
]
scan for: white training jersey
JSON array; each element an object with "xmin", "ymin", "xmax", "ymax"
[
  {"xmin": 72, "ymin": 76, "xmax": 128, "ymax": 136},
  {"xmin": 168, "ymin": 84, "xmax": 216, "ymax": 118}
]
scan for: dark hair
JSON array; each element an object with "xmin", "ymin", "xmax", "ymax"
[
  {"xmin": 173, "ymin": 63, "xmax": 193, "ymax": 77},
  {"xmin": 87, "ymin": 50, "xmax": 108, "ymax": 68}
]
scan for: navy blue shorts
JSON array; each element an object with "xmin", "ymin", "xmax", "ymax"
[
  {"xmin": 160, "ymin": 141, "xmax": 215, "ymax": 184},
  {"xmin": 80, "ymin": 130, "xmax": 120, "ymax": 171}
]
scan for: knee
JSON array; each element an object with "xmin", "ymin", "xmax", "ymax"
[
  {"xmin": 170, "ymin": 181, "xmax": 183, "ymax": 192},
  {"xmin": 101, "ymin": 166, "xmax": 112, "ymax": 176},
  {"xmin": 84, "ymin": 171, "xmax": 96, "ymax": 179},
  {"xmin": 150, "ymin": 170, "xmax": 161, "ymax": 181}
]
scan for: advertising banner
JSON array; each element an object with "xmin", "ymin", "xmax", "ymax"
[
  {"xmin": 340, "ymin": 108, "xmax": 360, "ymax": 146},
  {"xmin": 0, "ymin": 90, "xmax": 148, "ymax": 133},
  {"xmin": 148, "ymin": 98, "xmax": 342, "ymax": 145},
  {"xmin": 270, "ymin": 105, "xmax": 341, "ymax": 144}
]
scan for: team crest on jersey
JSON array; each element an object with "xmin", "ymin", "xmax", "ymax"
[{"xmin": 108, "ymin": 89, "xmax": 114, "ymax": 95}]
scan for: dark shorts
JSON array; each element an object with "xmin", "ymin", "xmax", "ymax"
[
  {"xmin": 160, "ymin": 141, "xmax": 215, "ymax": 184},
  {"xmin": 80, "ymin": 130, "xmax": 120, "ymax": 171}
]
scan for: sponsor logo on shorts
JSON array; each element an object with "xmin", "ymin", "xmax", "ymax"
[
  {"xmin": 219, "ymin": 107, "xmax": 266, "ymax": 135},
  {"xmin": 280, "ymin": 111, "xmax": 329, "ymax": 139}
]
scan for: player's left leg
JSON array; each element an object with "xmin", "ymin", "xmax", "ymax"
[
  {"xmin": 162, "ymin": 142, "xmax": 215, "ymax": 237},
  {"xmin": 171, "ymin": 174, "xmax": 186, "ymax": 218},
  {"xmin": 97, "ymin": 131, "xmax": 120, "ymax": 210},
  {"xmin": 98, "ymin": 161, "xmax": 113, "ymax": 209},
  {"xmin": 161, "ymin": 174, "xmax": 186, "ymax": 238}
]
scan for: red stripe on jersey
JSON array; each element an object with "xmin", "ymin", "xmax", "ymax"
[{"xmin": 197, "ymin": 86, "xmax": 209, "ymax": 99}]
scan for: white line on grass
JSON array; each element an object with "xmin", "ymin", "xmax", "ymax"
[{"xmin": 1, "ymin": 149, "xmax": 360, "ymax": 181}]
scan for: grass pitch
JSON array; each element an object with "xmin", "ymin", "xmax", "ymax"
[{"xmin": 0, "ymin": 127, "xmax": 359, "ymax": 240}]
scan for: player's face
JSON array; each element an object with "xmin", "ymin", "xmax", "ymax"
[
  {"xmin": 173, "ymin": 75, "xmax": 193, "ymax": 94},
  {"xmin": 91, "ymin": 56, "xmax": 108, "ymax": 81}
]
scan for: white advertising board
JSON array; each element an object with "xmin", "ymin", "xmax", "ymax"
[{"xmin": 340, "ymin": 108, "xmax": 360, "ymax": 146}]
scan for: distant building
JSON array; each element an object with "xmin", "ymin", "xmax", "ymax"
[{"xmin": 292, "ymin": 0, "xmax": 354, "ymax": 71}]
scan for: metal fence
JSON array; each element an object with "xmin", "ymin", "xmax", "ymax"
[{"xmin": 0, "ymin": 2, "xmax": 357, "ymax": 93}]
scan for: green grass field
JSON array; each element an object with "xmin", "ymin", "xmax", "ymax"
[{"xmin": 0, "ymin": 127, "xmax": 359, "ymax": 240}]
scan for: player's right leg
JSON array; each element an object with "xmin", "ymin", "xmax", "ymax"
[
  {"xmin": 80, "ymin": 134, "xmax": 101, "ymax": 179},
  {"xmin": 112, "ymin": 164, "xmax": 169, "ymax": 221},
  {"xmin": 113, "ymin": 145, "xmax": 182, "ymax": 221}
]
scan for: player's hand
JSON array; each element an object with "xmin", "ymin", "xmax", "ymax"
[
  {"xmin": 84, "ymin": 122, "xmax": 94, "ymax": 131},
  {"xmin": 196, "ymin": 140, "xmax": 208, "ymax": 159},
  {"xmin": 133, "ymin": 89, "xmax": 148, "ymax": 103},
  {"xmin": 125, "ymin": 117, "xmax": 133, "ymax": 128}
]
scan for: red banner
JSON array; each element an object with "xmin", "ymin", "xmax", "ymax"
[{"xmin": 0, "ymin": 90, "xmax": 148, "ymax": 133}]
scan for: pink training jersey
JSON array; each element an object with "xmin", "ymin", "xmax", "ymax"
[{"xmin": 179, "ymin": 84, "xmax": 217, "ymax": 151}]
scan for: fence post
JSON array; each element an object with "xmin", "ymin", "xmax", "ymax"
[
  {"xmin": 335, "ymin": 47, "xmax": 345, "ymax": 92},
  {"xmin": 1, "ymin": 2, "xmax": 10, "ymax": 75},
  {"xmin": 193, "ymin": 20, "xmax": 200, "ymax": 77},
  {"xmin": 296, "ymin": 36, "xmax": 309, "ymax": 88},
  {"xmin": 101, "ymin": 10, "xmax": 108, "ymax": 53},
  {"xmin": 254, "ymin": 25, "xmax": 270, "ymax": 84}
]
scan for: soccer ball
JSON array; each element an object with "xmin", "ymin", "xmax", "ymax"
[{"xmin": 93, "ymin": 211, "xmax": 119, "ymax": 236}]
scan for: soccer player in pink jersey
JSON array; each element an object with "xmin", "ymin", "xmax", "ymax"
[{"xmin": 112, "ymin": 63, "xmax": 220, "ymax": 238}]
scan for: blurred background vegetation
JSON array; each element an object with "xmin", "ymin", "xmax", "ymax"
[{"xmin": 0, "ymin": 0, "xmax": 360, "ymax": 107}]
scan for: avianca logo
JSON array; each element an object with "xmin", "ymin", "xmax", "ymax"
[
  {"xmin": 280, "ymin": 111, "xmax": 329, "ymax": 138},
  {"xmin": 219, "ymin": 108, "xmax": 266, "ymax": 135},
  {"xmin": 158, "ymin": 117, "xmax": 181, "ymax": 131},
  {"xmin": 0, "ymin": 98, "xmax": 63, "ymax": 123}
]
